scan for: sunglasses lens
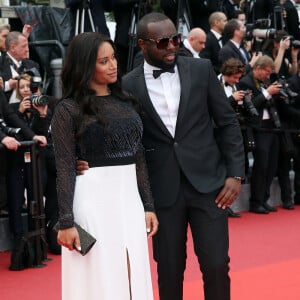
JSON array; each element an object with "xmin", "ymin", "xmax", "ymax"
[
  {"xmin": 171, "ymin": 34, "xmax": 181, "ymax": 46},
  {"xmin": 157, "ymin": 37, "xmax": 170, "ymax": 49},
  {"xmin": 156, "ymin": 34, "xmax": 181, "ymax": 49}
]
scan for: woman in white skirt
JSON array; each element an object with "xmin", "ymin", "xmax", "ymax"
[{"xmin": 51, "ymin": 32, "xmax": 158, "ymax": 300}]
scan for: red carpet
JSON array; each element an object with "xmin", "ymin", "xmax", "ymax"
[{"xmin": 1, "ymin": 207, "xmax": 300, "ymax": 300}]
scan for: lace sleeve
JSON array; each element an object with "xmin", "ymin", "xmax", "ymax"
[
  {"xmin": 51, "ymin": 100, "xmax": 78, "ymax": 229},
  {"xmin": 135, "ymin": 142, "xmax": 155, "ymax": 212}
]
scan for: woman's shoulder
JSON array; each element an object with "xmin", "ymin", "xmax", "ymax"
[{"xmin": 53, "ymin": 98, "xmax": 80, "ymax": 119}]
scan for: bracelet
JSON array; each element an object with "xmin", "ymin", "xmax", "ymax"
[
  {"xmin": 40, "ymin": 114, "xmax": 47, "ymax": 117},
  {"xmin": 233, "ymin": 176, "xmax": 243, "ymax": 181}
]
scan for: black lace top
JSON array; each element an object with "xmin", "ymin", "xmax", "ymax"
[{"xmin": 51, "ymin": 96, "xmax": 154, "ymax": 229}]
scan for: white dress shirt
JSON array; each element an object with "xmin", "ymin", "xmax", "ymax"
[
  {"xmin": 143, "ymin": 61, "xmax": 181, "ymax": 137},
  {"xmin": 211, "ymin": 29, "xmax": 223, "ymax": 48}
]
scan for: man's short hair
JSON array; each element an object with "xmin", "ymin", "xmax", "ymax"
[
  {"xmin": 5, "ymin": 31, "xmax": 25, "ymax": 50},
  {"xmin": 137, "ymin": 12, "xmax": 171, "ymax": 40},
  {"xmin": 223, "ymin": 19, "xmax": 240, "ymax": 40},
  {"xmin": 221, "ymin": 58, "xmax": 245, "ymax": 76},
  {"xmin": 208, "ymin": 12, "xmax": 225, "ymax": 27},
  {"xmin": 253, "ymin": 55, "xmax": 275, "ymax": 69}
]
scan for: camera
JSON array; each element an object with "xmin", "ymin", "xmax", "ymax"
[
  {"xmin": 265, "ymin": 98, "xmax": 282, "ymax": 128},
  {"xmin": 29, "ymin": 94, "xmax": 49, "ymax": 107},
  {"xmin": 246, "ymin": 19, "xmax": 277, "ymax": 40},
  {"xmin": 272, "ymin": 75, "xmax": 298, "ymax": 104},
  {"xmin": 0, "ymin": 118, "xmax": 21, "ymax": 137},
  {"xmin": 282, "ymin": 35, "xmax": 300, "ymax": 49},
  {"xmin": 243, "ymin": 89, "xmax": 259, "ymax": 117},
  {"xmin": 21, "ymin": 68, "xmax": 49, "ymax": 107}
]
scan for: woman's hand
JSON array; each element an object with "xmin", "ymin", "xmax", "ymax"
[
  {"xmin": 33, "ymin": 104, "xmax": 48, "ymax": 117},
  {"xmin": 19, "ymin": 97, "xmax": 31, "ymax": 113},
  {"xmin": 145, "ymin": 211, "xmax": 159, "ymax": 238},
  {"xmin": 57, "ymin": 226, "xmax": 81, "ymax": 252}
]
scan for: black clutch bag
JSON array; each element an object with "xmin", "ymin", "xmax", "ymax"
[{"xmin": 53, "ymin": 222, "xmax": 97, "ymax": 256}]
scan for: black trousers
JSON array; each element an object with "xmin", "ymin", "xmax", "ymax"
[
  {"xmin": 250, "ymin": 122, "xmax": 279, "ymax": 206},
  {"xmin": 153, "ymin": 174, "xmax": 230, "ymax": 300}
]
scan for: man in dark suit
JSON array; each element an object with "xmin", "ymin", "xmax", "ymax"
[
  {"xmin": 201, "ymin": 11, "xmax": 228, "ymax": 74},
  {"xmin": 0, "ymin": 31, "xmax": 39, "ymax": 102},
  {"xmin": 219, "ymin": 19, "xmax": 260, "ymax": 73},
  {"xmin": 237, "ymin": 55, "xmax": 282, "ymax": 214},
  {"xmin": 123, "ymin": 12, "xmax": 244, "ymax": 300}
]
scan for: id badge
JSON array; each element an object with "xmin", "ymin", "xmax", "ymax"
[{"xmin": 24, "ymin": 152, "xmax": 31, "ymax": 163}]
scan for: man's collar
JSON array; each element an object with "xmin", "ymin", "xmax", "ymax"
[
  {"xmin": 183, "ymin": 39, "xmax": 199, "ymax": 57},
  {"xmin": 7, "ymin": 52, "xmax": 21, "ymax": 67}
]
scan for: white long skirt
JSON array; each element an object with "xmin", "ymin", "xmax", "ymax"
[{"xmin": 61, "ymin": 164, "xmax": 154, "ymax": 300}]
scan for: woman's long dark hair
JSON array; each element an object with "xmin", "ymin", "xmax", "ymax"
[{"xmin": 61, "ymin": 32, "xmax": 138, "ymax": 119}]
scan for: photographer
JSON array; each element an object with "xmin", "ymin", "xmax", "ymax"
[
  {"xmin": 0, "ymin": 89, "xmax": 46, "ymax": 216},
  {"xmin": 263, "ymin": 30, "xmax": 299, "ymax": 78},
  {"xmin": 219, "ymin": 58, "xmax": 259, "ymax": 217},
  {"xmin": 237, "ymin": 55, "xmax": 283, "ymax": 214},
  {"xmin": 275, "ymin": 61, "xmax": 300, "ymax": 209},
  {"xmin": 6, "ymin": 73, "xmax": 52, "ymax": 269}
]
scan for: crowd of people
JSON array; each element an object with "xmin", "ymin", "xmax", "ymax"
[{"xmin": 1, "ymin": 0, "xmax": 300, "ymax": 300}]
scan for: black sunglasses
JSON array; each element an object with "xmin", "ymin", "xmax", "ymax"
[{"xmin": 142, "ymin": 33, "xmax": 182, "ymax": 49}]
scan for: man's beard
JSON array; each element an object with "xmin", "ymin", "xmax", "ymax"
[{"xmin": 147, "ymin": 52, "xmax": 177, "ymax": 70}]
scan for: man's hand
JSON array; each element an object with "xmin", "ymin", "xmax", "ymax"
[
  {"xmin": 76, "ymin": 160, "xmax": 89, "ymax": 175},
  {"xmin": 232, "ymin": 90, "xmax": 245, "ymax": 102},
  {"xmin": 33, "ymin": 135, "xmax": 47, "ymax": 147},
  {"xmin": 8, "ymin": 78, "xmax": 18, "ymax": 90},
  {"xmin": 1, "ymin": 136, "xmax": 21, "ymax": 151},
  {"xmin": 22, "ymin": 24, "xmax": 33, "ymax": 39},
  {"xmin": 215, "ymin": 177, "xmax": 242, "ymax": 209},
  {"xmin": 267, "ymin": 82, "xmax": 282, "ymax": 96}
]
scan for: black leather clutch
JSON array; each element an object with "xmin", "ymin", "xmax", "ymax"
[{"xmin": 53, "ymin": 222, "xmax": 97, "ymax": 256}]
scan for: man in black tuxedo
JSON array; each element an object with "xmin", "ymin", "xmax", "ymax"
[
  {"xmin": 0, "ymin": 31, "xmax": 39, "ymax": 102},
  {"xmin": 237, "ymin": 55, "xmax": 282, "ymax": 213},
  {"xmin": 123, "ymin": 12, "xmax": 244, "ymax": 300},
  {"xmin": 201, "ymin": 11, "xmax": 228, "ymax": 74}
]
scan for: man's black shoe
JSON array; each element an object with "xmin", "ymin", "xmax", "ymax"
[
  {"xmin": 227, "ymin": 207, "xmax": 241, "ymax": 218},
  {"xmin": 263, "ymin": 203, "xmax": 277, "ymax": 212},
  {"xmin": 282, "ymin": 202, "xmax": 294, "ymax": 210},
  {"xmin": 249, "ymin": 205, "xmax": 269, "ymax": 214}
]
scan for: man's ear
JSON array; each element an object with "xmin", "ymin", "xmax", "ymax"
[{"xmin": 137, "ymin": 38, "xmax": 145, "ymax": 51}]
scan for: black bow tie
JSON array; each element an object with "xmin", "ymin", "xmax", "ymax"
[
  {"xmin": 224, "ymin": 82, "xmax": 231, "ymax": 87},
  {"xmin": 153, "ymin": 68, "xmax": 175, "ymax": 79}
]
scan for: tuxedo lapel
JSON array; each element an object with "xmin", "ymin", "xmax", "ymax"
[
  {"xmin": 134, "ymin": 66, "xmax": 173, "ymax": 139},
  {"xmin": 175, "ymin": 57, "xmax": 191, "ymax": 138}
]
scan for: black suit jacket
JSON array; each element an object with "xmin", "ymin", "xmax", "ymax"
[
  {"xmin": 200, "ymin": 31, "xmax": 222, "ymax": 74},
  {"xmin": 0, "ymin": 52, "xmax": 40, "ymax": 101},
  {"xmin": 123, "ymin": 56, "xmax": 244, "ymax": 208},
  {"xmin": 178, "ymin": 45, "xmax": 193, "ymax": 57},
  {"xmin": 219, "ymin": 40, "xmax": 251, "ymax": 72}
]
